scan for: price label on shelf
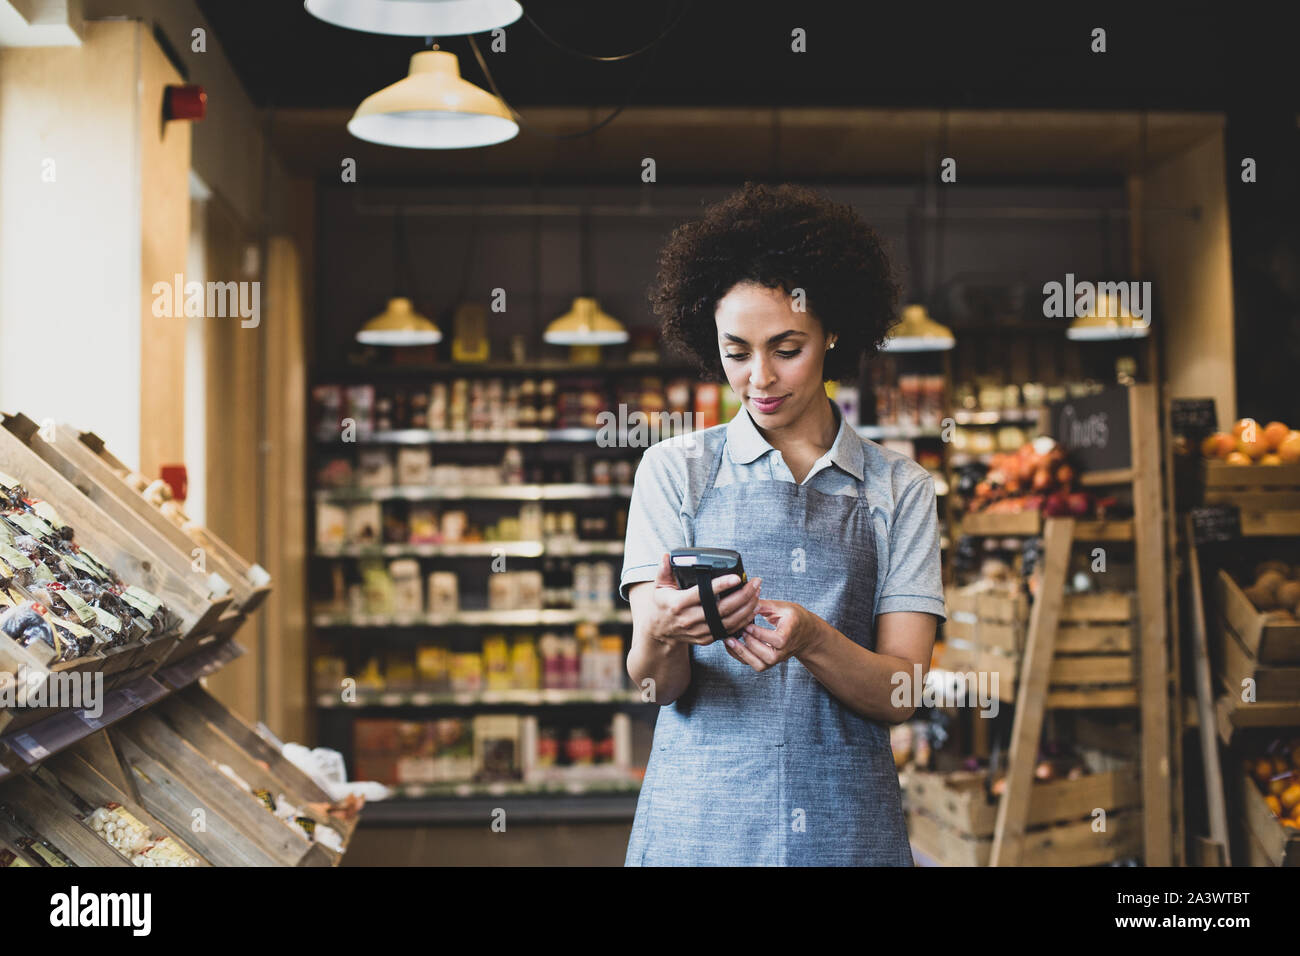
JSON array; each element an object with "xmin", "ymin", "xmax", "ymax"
[
  {"xmin": 10, "ymin": 733, "xmax": 48, "ymax": 761},
  {"xmin": 379, "ymin": 693, "xmax": 404, "ymax": 707}
]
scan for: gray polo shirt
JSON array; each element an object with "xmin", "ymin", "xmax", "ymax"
[{"xmin": 618, "ymin": 396, "xmax": 946, "ymax": 621}]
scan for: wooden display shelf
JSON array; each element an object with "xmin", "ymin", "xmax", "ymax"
[
  {"xmin": 1, "ymin": 771, "xmax": 134, "ymax": 866},
  {"xmin": 906, "ymin": 767, "xmax": 1141, "ymax": 866},
  {"xmin": 1204, "ymin": 461, "xmax": 1300, "ymax": 512},
  {"xmin": 112, "ymin": 711, "xmax": 321, "ymax": 867},
  {"xmin": 0, "ymin": 421, "xmax": 226, "ymax": 651},
  {"xmin": 961, "ymin": 511, "xmax": 1133, "ymax": 540},
  {"xmin": 36, "ymin": 747, "xmax": 211, "ymax": 866},
  {"xmin": 1239, "ymin": 511, "xmax": 1300, "ymax": 537},
  {"xmin": 939, "ymin": 591, "xmax": 1137, "ymax": 708}
]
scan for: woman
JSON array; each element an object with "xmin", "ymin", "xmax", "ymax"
[{"xmin": 619, "ymin": 182, "xmax": 946, "ymax": 866}]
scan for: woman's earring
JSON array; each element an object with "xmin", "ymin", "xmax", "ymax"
[{"xmin": 828, "ymin": 340, "xmax": 837, "ymax": 350}]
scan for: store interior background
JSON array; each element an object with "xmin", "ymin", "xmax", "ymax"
[{"xmin": 0, "ymin": 0, "xmax": 1296, "ymax": 864}]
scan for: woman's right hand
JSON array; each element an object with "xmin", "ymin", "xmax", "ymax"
[{"xmin": 644, "ymin": 552, "xmax": 762, "ymax": 646}]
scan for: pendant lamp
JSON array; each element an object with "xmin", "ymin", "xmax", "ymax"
[
  {"xmin": 357, "ymin": 297, "xmax": 442, "ymax": 346},
  {"xmin": 1066, "ymin": 291, "xmax": 1150, "ymax": 341},
  {"xmin": 305, "ymin": 0, "xmax": 522, "ymax": 36},
  {"xmin": 544, "ymin": 296, "xmax": 628, "ymax": 363},
  {"xmin": 882, "ymin": 304, "xmax": 955, "ymax": 352},
  {"xmin": 348, "ymin": 48, "xmax": 518, "ymax": 150},
  {"xmin": 356, "ymin": 210, "xmax": 442, "ymax": 346},
  {"xmin": 543, "ymin": 206, "xmax": 628, "ymax": 362}
]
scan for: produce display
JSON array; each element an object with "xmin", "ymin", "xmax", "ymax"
[
  {"xmin": 1200, "ymin": 418, "xmax": 1300, "ymax": 465},
  {"xmin": 1234, "ymin": 561, "xmax": 1300, "ymax": 620},
  {"xmin": 0, "ymin": 471, "xmax": 177, "ymax": 662},
  {"xmin": 958, "ymin": 437, "xmax": 1124, "ymax": 520},
  {"xmin": 85, "ymin": 803, "xmax": 199, "ymax": 867},
  {"xmin": 1245, "ymin": 738, "xmax": 1300, "ymax": 830},
  {"xmin": 216, "ymin": 763, "xmax": 345, "ymax": 852}
]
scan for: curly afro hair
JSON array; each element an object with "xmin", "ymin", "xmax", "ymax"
[{"xmin": 648, "ymin": 181, "xmax": 901, "ymax": 383}]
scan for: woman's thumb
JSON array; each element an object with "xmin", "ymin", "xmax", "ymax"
[{"xmin": 654, "ymin": 552, "xmax": 678, "ymax": 587}]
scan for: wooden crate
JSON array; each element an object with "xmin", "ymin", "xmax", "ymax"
[
  {"xmin": 906, "ymin": 767, "xmax": 1141, "ymax": 866},
  {"xmin": 0, "ymin": 423, "xmax": 229, "ymax": 646},
  {"xmin": 1215, "ymin": 570, "xmax": 1300, "ymax": 664},
  {"xmin": 961, "ymin": 511, "xmax": 1041, "ymax": 536},
  {"xmin": 1213, "ymin": 575, "xmax": 1300, "ymax": 702},
  {"xmin": 150, "ymin": 693, "xmax": 347, "ymax": 862},
  {"xmin": 976, "ymin": 590, "xmax": 1028, "ymax": 653},
  {"xmin": 75, "ymin": 427, "xmax": 271, "ymax": 611},
  {"xmin": 35, "ymin": 751, "xmax": 211, "ymax": 866},
  {"xmin": 176, "ymin": 684, "xmax": 355, "ymax": 844},
  {"xmin": 0, "ymin": 773, "xmax": 132, "ymax": 866},
  {"xmin": 943, "ymin": 592, "xmax": 1137, "ymax": 708},
  {"xmin": 111, "ymin": 709, "xmax": 317, "ymax": 866},
  {"xmin": 1238, "ymin": 768, "xmax": 1300, "ymax": 866},
  {"xmin": 1204, "ymin": 461, "xmax": 1300, "ymax": 512}
]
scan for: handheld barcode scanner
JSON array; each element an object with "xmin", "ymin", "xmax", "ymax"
[{"xmin": 670, "ymin": 548, "xmax": 747, "ymax": 642}]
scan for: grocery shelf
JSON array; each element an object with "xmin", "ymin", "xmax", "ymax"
[
  {"xmin": 855, "ymin": 424, "xmax": 943, "ymax": 439},
  {"xmin": 317, "ymin": 427, "xmax": 687, "ymax": 446},
  {"xmin": 386, "ymin": 777, "xmax": 641, "ymax": 801},
  {"xmin": 314, "ymin": 483, "xmax": 635, "ymax": 503},
  {"xmin": 316, "ymin": 361, "xmax": 699, "ymax": 382},
  {"xmin": 950, "ymin": 408, "xmax": 1045, "ymax": 426},
  {"xmin": 315, "ymin": 539, "xmax": 627, "ymax": 558},
  {"xmin": 361, "ymin": 793, "xmax": 641, "ymax": 825},
  {"xmin": 316, "ymin": 688, "xmax": 646, "ymax": 708},
  {"xmin": 312, "ymin": 609, "xmax": 633, "ymax": 628}
]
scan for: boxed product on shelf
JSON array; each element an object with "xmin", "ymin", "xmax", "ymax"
[
  {"xmin": 357, "ymin": 449, "xmax": 394, "ymax": 489},
  {"xmin": 396, "ymin": 447, "xmax": 431, "ymax": 486},
  {"xmin": 416, "ymin": 645, "xmax": 449, "ymax": 690},
  {"xmin": 474, "ymin": 714, "xmax": 523, "ymax": 782},
  {"xmin": 347, "ymin": 502, "xmax": 383, "ymax": 546},
  {"xmin": 449, "ymin": 652, "xmax": 483, "ymax": 692},
  {"xmin": 316, "ymin": 502, "xmax": 348, "ymax": 549},
  {"xmin": 389, "ymin": 560, "xmax": 422, "ymax": 618},
  {"xmin": 427, "ymin": 572, "xmax": 458, "ymax": 616}
]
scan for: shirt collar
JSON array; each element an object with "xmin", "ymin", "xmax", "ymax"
[{"xmin": 726, "ymin": 394, "xmax": 864, "ymax": 481}]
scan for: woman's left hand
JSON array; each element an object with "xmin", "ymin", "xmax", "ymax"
[{"xmin": 722, "ymin": 599, "xmax": 823, "ymax": 673}]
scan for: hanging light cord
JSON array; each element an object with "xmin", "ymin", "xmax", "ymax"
[
  {"xmin": 520, "ymin": 0, "xmax": 693, "ymax": 61},
  {"xmin": 465, "ymin": 0, "xmax": 693, "ymax": 140}
]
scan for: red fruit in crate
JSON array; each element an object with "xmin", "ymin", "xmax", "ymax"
[
  {"xmin": 1066, "ymin": 492, "xmax": 1093, "ymax": 517},
  {"xmin": 1043, "ymin": 491, "xmax": 1071, "ymax": 517}
]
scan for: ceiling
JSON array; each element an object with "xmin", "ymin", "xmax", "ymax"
[{"xmin": 197, "ymin": 1, "xmax": 1292, "ymax": 114}]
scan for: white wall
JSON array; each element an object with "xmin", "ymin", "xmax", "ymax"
[{"xmin": 0, "ymin": 20, "xmax": 143, "ymax": 457}]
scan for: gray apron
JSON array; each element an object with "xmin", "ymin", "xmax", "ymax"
[{"xmin": 625, "ymin": 430, "xmax": 913, "ymax": 866}]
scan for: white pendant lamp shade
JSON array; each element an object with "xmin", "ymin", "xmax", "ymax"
[
  {"xmin": 356, "ymin": 297, "xmax": 443, "ymax": 346},
  {"xmin": 348, "ymin": 50, "xmax": 519, "ymax": 149},
  {"xmin": 305, "ymin": 0, "xmax": 522, "ymax": 37},
  {"xmin": 543, "ymin": 297, "xmax": 629, "ymax": 345},
  {"xmin": 1066, "ymin": 291, "xmax": 1151, "ymax": 341},
  {"xmin": 882, "ymin": 303, "xmax": 956, "ymax": 352}
]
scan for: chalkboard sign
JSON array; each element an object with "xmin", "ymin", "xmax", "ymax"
[
  {"xmin": 1048, "ymin": 387, "xmax": 1131, "ymax": 472},
  {"xmin": 1190, "ymin": 505, "xmax": 1241, "ymax": 544},
  {"xmin": 1170, "ymin": 398, "xmax": 1218, "ymax": 444}
]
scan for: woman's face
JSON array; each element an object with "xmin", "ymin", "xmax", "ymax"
[{"xmin": 715, "ymin": 281, "xmax": 835, "ymax": 428}]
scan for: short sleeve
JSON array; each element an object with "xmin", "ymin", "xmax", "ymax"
[
  {"xmin": 619, "ymin": 446, "xmax": 690, "ymax": 602},
  {"xmin": 876, "ymin": 476, "xmax": 946, "ymax": 620}
]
